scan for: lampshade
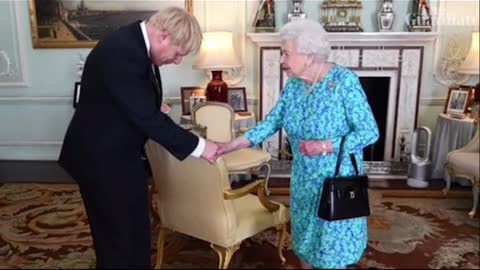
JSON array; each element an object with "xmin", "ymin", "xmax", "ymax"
[
  {"xmin": 193, "ymin": 32, "xmax": 241, "ymax": 70},
  {"xmin": 457, "ymin": 32, "xmax": 479, "ymax": 75}
]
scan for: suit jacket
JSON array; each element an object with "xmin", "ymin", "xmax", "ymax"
[{"xmin": 58, "ymin": 22, "xmax": 198, "ymax": 182}]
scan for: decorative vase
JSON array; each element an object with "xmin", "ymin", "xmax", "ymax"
[
  {"xmin": 288, "ymin": 0, "xmax": 306, "ymax": 22},
  {"xmin": 378, "ymin": 0, "xmax": 395, "ymax": 32}
]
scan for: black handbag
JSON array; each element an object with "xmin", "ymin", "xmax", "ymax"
[{"xmin": 318, "ymin": 137, "xmax": 370, "ymax": 221}]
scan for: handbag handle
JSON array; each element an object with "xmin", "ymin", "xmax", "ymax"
[{"xmin": 334, "ymin": 136, "xmax": 360, "ymax": 177}]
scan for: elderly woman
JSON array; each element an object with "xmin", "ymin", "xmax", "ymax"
[{"xmin": 217, "ymin": 19, "xmax": 379, "ymax": 269}]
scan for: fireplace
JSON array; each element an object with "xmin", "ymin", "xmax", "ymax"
[
  {"xmin": 249, "ymin": 32, "xmax": 438, "ymax": 167},
  {"xmin": 360, "ymin": 76, "xmax": 390, "ymax": 161}
]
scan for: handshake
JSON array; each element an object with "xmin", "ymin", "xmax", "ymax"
[
  {"xmin": 200, "ymin": 137, "xmax": 251, "ymax": 164},
  {"xmin": 200, "ymin": 140, "xmax": 234, "ymax": 164}
]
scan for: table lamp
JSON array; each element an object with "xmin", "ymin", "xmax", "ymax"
[
  {"xmin": 193, "ymin": 32, "xmax": 241, "ymax": 102},
  {"xmin": 457, "ymin": 31, "xmax": 480, "ymax": 118}
]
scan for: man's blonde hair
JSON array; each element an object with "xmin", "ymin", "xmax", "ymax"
[{"xmin": 147, "ymin": 6, "xmax": 202, "ymax": 53}]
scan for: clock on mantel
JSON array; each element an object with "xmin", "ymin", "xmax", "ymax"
[{"xmin": 247, "ymin": 32, "xmax": 439, "ymax": 47}]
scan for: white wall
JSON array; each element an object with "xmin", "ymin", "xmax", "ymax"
[{"xmin": 0, "ymin": 0, "xmax": 478, "ymax": 160}]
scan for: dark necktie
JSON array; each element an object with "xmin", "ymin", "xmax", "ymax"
[{"xmin": 151, "ymin": 65, "xmax": 163, "ymax": 104}]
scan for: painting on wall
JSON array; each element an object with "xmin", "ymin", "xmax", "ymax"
[{"xmin": 28, "ymin": 0, "xmax": 192, "ymax": 48}]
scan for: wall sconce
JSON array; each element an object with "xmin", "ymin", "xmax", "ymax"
[{"xmin": 193, "ymin": 32, "xmax": 241, "ymax": 103}]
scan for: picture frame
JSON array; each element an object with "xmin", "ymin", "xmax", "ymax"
[
  {"xmin": 227, "ymin": 87, "xmax": 248, "ymax": 112},
  {"xmin": 28, "ymin": 0, "xmax": 193, "ymax": 48},
  {"xmin": 443, "ymin": 85, "xmax": 473, "ymax": 115},
  {"xmin": 73, "ymin": 81, "xmax": 81, "ymax": 108},
  {"xmin": 181, "ymin": 86, "xmax": 205, "ymax": 115},
  {"xmin": 189, "ymin": 95, "xmax": 207, "ymax": 115}
]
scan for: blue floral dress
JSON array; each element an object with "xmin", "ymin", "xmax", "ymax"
[{"xmin": 245, "ymin": 65, "xmax": 379, "ymax": 268}]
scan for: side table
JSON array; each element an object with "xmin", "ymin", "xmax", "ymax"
[{"xmin": 430, "ymin": 113, "xmax": 477, "ymax": 180}]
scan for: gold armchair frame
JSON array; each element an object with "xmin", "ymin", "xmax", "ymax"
[{"xmin": 444, "ymin": 124, "xmax": 479, "ymax": 218}]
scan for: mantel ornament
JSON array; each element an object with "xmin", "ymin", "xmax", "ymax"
[
  {"xmin": 408, "ymin": 0, "xmax": 432, "ymax": 32},
  {"xmin": 253, "ymin": 0, "xmax": 276, "ymax": 32},
  {"xmin": 320, "ymin": 0, "xmax": 363, "ymax": 32},
  {"xmin": 377, "ymin": 0, "xmax": 395, "ymax": 32},
  {"xmin": 288, "ymin": 0, "xmax": 306, "ymax": 22}
]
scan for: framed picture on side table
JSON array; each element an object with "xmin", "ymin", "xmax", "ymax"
[
  {"xmin": 227, "ymin": 87, "xmax": 247, "ymax": 112},
  {"xmin": 444, "ymin": 85, "xmax": 473, "ymax": 116},
  {"xmin": 181, "ymin": 86, "xmax": 205, "ymax": 115}
]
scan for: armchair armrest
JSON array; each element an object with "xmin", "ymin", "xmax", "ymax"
[
  {"xmin": 450, "ymin": 130, "xmax": 479, "ymax": 154},
  {"xmin": 223, "ymin": 179, "xmax": 280, "ymax": 212},
  {"xmin": 223, "ymin": 180, "xmax": 263, "ymax": 200}
]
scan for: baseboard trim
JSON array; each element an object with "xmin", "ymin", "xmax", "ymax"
[{"xmin": 380, "ymin": 189, "xmax": 471, "ymax": 198}]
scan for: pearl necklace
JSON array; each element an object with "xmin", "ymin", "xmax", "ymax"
[{"xmin": 303, "ymin": 64, "xmax": 336, "ymax": 95}]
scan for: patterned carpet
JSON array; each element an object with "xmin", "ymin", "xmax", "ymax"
[{"xmin": 0, "ymin": 183, "xmax": 478, "ymax": 269}]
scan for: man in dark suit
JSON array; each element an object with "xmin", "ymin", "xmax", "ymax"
[{"xmin": 58, "ymin": 7, "xmax": 218, "ymax": 268}]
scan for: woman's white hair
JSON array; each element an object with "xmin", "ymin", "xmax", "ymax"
[{"xmin": 279, "ymin": 19, "xmax": 330, "ymax": 63}]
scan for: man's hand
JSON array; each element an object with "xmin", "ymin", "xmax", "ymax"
[
  {"xmin": 300, "ymin": 140, "xmax": 333, "ymax": 157},
  {"xmin": 216, "ymin": 142, "xmax": 235, "ymax": 156},
  {"xmin": 216, "ymin": 136, "xmax": 252, "ymax": 156},
  {"xmin": 201, "ymin": 140, "xmax": 219, "ymax": 164},
  {"xmin": 160, "ymin": 103, "xmax": 171, "ymax": 114}
]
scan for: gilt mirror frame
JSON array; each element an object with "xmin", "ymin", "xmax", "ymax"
[{"xmin": 28, "ymin": 0, "xmax": 194, "ymax": 48}]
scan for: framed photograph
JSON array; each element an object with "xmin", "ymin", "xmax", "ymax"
[
  {"xmin": 189, "ymin": 95, "xmax": 207, "ymax": 115},
  {"xmin": 28, "ymin": 0, "xmax": 193, "ymax": 48},
  {"xmin": 444, "ymin": 86, "xmax": 473, "ymax": 115},
  {"xmin": 181, "ymin": 86, "xmax": 205, "ymax": 115},
  {"xmin": 227, "ymin": 87, "xmax": 248, "ymax": 112},
  {"xmin": 73, "ymin": 82, "xmax": 81, "ymax": 108}
]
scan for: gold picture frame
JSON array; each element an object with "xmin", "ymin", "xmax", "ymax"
[{"xmin": 28, "ymin": 0, "xmax": 194, "ymax": 48}]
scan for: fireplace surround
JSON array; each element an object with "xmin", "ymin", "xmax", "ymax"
[{"xmin": 248, "ymin": 32, "xmax": 438, "ymax": 176}]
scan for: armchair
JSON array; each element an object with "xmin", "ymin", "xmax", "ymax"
[
  {"xmin": 145, "ymin": 140, "xmax": 290, "ymax": 269},
  {"xmin": 444, "ymin": 126, "xmax": 479, "ymax": 217},
  {"xmin": 191, "ymin": 102, "xmax": 272, "ymax": 192}
]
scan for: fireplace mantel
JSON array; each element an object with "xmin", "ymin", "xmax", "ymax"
[
  {"xmin": 248, "ymin": 31, "xmax": 439, "ymax": 163},
  {"xmin": 248, "ymin": 32, "xmax": 439, "ymax": 47}
]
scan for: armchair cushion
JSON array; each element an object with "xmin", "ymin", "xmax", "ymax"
[{"xmin": 223, "ymin": 149, "xmax": 271, "ymax": 172}]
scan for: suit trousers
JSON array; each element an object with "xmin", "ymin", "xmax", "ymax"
[{"xmin": 76, "ymin": 161, "xmax": 151, "ymax": 269}]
